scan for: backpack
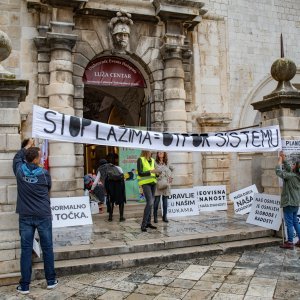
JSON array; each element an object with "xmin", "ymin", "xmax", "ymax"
[
  {"xmin": 106, "ymin": 164, "xmax": 124, "ymax": 181},
  {"xmin": 84, "ymin": 174, "xmax": 95, "ymax": 190}
]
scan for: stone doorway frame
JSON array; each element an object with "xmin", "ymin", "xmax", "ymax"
[{"xmin": 72, "ymin": 49, "xmax": 164, "ymax": 190}]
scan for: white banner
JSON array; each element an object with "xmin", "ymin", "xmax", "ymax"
[
  {"xmin": 195, "ymin": 185, "xmax": 227, "ymax": 212},
  {"xmin": 246, "ymin": 193, "xmax": 282, "ymax": 230},
  {"xmin": 166, "ymin": 188, "xmax": 199, "ymax": 218},
  {"xmin": 32, "ymin": 105, "xmax": 281, "ymax": 152},
  {"xmin": 51, "ymin": 196, "xmax": 93, "ymax": 228},
  {"xmin": 229, "ymin": 184, "xmax": 258, "ymax": 215}
]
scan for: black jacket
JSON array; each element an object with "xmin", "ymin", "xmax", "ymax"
[{"xmin": 13, "ymin": 148, "xmax": 52, "ymax": 216}]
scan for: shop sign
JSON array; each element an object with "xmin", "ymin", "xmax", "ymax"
[{"xmin": 83, "ymin": 56, "xmax": 146, "ymax": 88}]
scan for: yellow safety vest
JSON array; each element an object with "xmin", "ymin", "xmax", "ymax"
[{"xmin": 137, "ymin": 157, "xmax": 157, "ymax": 186}]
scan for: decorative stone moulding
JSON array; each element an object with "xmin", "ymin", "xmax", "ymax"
[
  {"xmin": 153, "ymin": 0, "xmax": 206, "ymax": 21},
  {"xmin": 195, "ymin": 113, "xmax": 232, "ymax": 127},
  {"xmin": 40, "ymin": 0, "xmax": 88, "ymax": 8}
]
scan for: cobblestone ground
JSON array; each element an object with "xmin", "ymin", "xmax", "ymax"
[{"xmin": 1, "ymin": 246, "xmax": 300, "ymax": 299}]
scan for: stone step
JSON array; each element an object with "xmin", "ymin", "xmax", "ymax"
[
  {"xmin": 34, "ymin": 227, "xmax": 274, "ymax": 263},
  {"xmin": 0, "ymin": 272, "xmax": 20, "ymax": 286},
  {"xmin": 32, "ymin": 237, "xmax": 281, "ymax": 280}
]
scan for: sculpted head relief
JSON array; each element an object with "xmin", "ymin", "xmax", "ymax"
[{"xmin": 109, "ymin": 10, "xmax": 133, "ymax": 52}]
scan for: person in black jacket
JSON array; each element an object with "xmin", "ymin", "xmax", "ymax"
[{"xmin": 13, "ymin": 138, "xmax": 57, "ymax": 294}]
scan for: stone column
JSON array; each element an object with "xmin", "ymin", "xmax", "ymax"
[
  {"xmin": 154, "ymin": 0, "xmax": 206, "ymax": 188},
  {"xmin": 162, "ymin": 39, "xmax": 192, "ymax": 186},
  {"xmin": 196, "ymin": 115, "xmax": 231, "ymax": 192},
  {"xmin": 47, "ymin": 31, "xmax": 78, "ymax": 197},
  {"xmin": 0, "ymin": 30, "xmax": 28, "ymax": 280},
  {"xmin": 252, "ymin": 57, "xmax": 300, "ymax": 194}
]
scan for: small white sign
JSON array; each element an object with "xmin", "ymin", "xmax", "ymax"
[
  {"xmin": 166, "ymin": 188, "xmax": 199, "ymax": 218},
  {"xmin": 195, "ymin": 185, "xmax": 227, "ymax": 212},
  {"xmin": 246, "ymin": 193, "xmax": 282, "ymax": 230},
  {"xmin": 51, "ymin": 196, "xmax": 93, "ymax": 228},
  {"xmin": 33, "ymin": 238, "xmax": 41, "ymax": 258},
  {"xmin": 229, "ymin": 184, "xmax": 258, "ymax": 215}
]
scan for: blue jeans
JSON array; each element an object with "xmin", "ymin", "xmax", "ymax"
[
  {"xmin": 154, "ymin": 195, "xmax": 168, "ymax": 219},
  {"xmin": 141, "ymin": 184, "xmax": 156, "ymax": 228},
  {"xmin": 283, "ymin": 206, "xmax": 300, "ymax": 242},
  {"xmin": 19, "ymin": 216, "xmax": 56, "ymax": 289}
]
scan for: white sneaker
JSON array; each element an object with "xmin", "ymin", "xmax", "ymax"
[
  {"xmin": 47, "ymin": 279, "xmax": 58, "ymax": 289},
  {"xmin": 16, "ymin": 285, "xmax": 30, "ymax": 294}
]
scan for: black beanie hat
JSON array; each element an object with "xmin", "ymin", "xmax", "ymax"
[{"xmin": 99, "ymin": 159, "xmax": 108, "ymax": 166}]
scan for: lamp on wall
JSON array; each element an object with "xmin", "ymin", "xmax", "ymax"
[{"xmin": 90, "ymin": 145, "xmax": 96, "ymax": 160}]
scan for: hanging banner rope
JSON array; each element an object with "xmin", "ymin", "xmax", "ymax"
[{"xmin": 32, "ymin": 105, "xmax": 281, "ymax": 152}]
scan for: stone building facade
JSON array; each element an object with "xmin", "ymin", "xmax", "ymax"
[{"xmin": 0, "ymin": 0, "xmax": 300, "ymax": 278}]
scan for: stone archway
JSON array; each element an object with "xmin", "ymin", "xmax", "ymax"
[
  {"xmin": 233, "ymin": 70, "xmax": 300, "ymax": 192},
  {"xmin": 78, "ymin": 54, "xmax": 152, "ymax": 174}
]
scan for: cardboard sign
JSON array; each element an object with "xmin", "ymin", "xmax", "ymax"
[
  {"xmin": 246, "ymin": 193, "xmax": 281, "ymax": 230},
  {"xmin": 51, "ymin": 196, "xmax": 93, "ymax": 228},
  {"xmin": 166, "ymin": 188, "xmax": 199, "ymax": 218},
  {"xmin": 195, "ymin": 185, "xmax": 227, "ymax": 212},
  {"xmin": 229, "ymin": 184, "xmax": 258, "ymax": 215}
]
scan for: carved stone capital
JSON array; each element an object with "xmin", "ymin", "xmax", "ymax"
[
  {"xmin": 0, "ymin": 79, "xmax": 29, "ymax": 108},
  {"xmin": 161, "ymin": 34, "xmax": 192, "ymax": 60},
  {"xmin": 47, "ymin": 32, "xmax": 77, "ymax": 51}
]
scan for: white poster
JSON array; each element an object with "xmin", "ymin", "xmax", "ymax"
[
  {"xmin": 166, "ymin": 188, "xmax": 199, "ymax": 218},
  {"xmin": 246, "ymin": 193, "xmax": 282, "ymax": 230},
  {"xmin": 229, "ymin": 184, "xmax": 258, "ymax": 215},
  {"xmin": 51, "ymin": 196, "xmax": 93, "ymax": 228},
  {"xmin": 195, "ymin": 185, "xmax": 227, "ymax": 212},
  {"xmin": 32, "ymin": 105, "xmax": 281, "ymax": 153}
]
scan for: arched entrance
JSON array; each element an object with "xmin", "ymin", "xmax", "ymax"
[{"xmin": 82, "ymin": 56, "xmax": 148, "ymax": 175}]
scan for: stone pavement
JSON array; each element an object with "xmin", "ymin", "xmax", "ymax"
[{"xmin": 1, "ymin": 245, "xmax": 300, "ymax": 299}]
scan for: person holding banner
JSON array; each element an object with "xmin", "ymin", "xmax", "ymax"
[
  {"xmin": 137, "ymin": 150, "xmax": 160, "ymax": 232},
  {"xmin": 13, "ymin": 139, "xmax": 57, "ymax": 294},
  {"xmin": 153, "ymin": 152, "xmax": 173, "ymax": 223},
  {"xmin": 276, "ymin": 151, "xmax": 300, "ymax": 249}
]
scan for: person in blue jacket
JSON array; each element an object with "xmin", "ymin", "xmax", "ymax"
[{"xmin": 13, "ymin": 138, "xmax": 57, "ymax": 294}]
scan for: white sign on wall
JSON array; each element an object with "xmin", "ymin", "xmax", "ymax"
[
  {"xmin": 246, "ymin": 193, "xmax": 281, "ymax": 230},
  {"xmin": 229, "ymin": 184, "xmax": 258, "ymax": 215},
  {"xmin": 51, "ymin": 196, "xmax": 93, "ymax": 228},
  {"xmin": 166, "ymin": 188, "xmax": 199, "ymax": 218},
  {"xmin": 195, "ymin": 185, "xmax": 227, "ymax": 212}
]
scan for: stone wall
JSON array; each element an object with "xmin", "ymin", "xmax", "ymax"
[{"xmin": 192, "ymin": 0, "xmax": 300, "ymax": 190}]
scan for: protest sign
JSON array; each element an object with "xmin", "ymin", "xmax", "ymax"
[
  {"xmin": 246, "ymin": 193, "xmax": 281, "ymax": 230},
  {"xmin": 195, "ymin": 185, "xmax": 227, "ymax": 212},
  {"xmin": 32, "ymin": 105, "xmax": 281, "ymax": 153},
  {"xmin": 229, "ymin": 184, "xmax": 258, "ymax": 215},
  {"xmin": 166, "ymin": 188, "xmax": 199, "ymax": 217},
  {"xmin": 51, "ymin": 196, "xmax": 93, "ymax": 228}
]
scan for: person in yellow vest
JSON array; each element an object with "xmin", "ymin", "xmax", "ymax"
[{"xmin": 137, "ymin": 150, "xmax": 161, "ymax": 232}]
